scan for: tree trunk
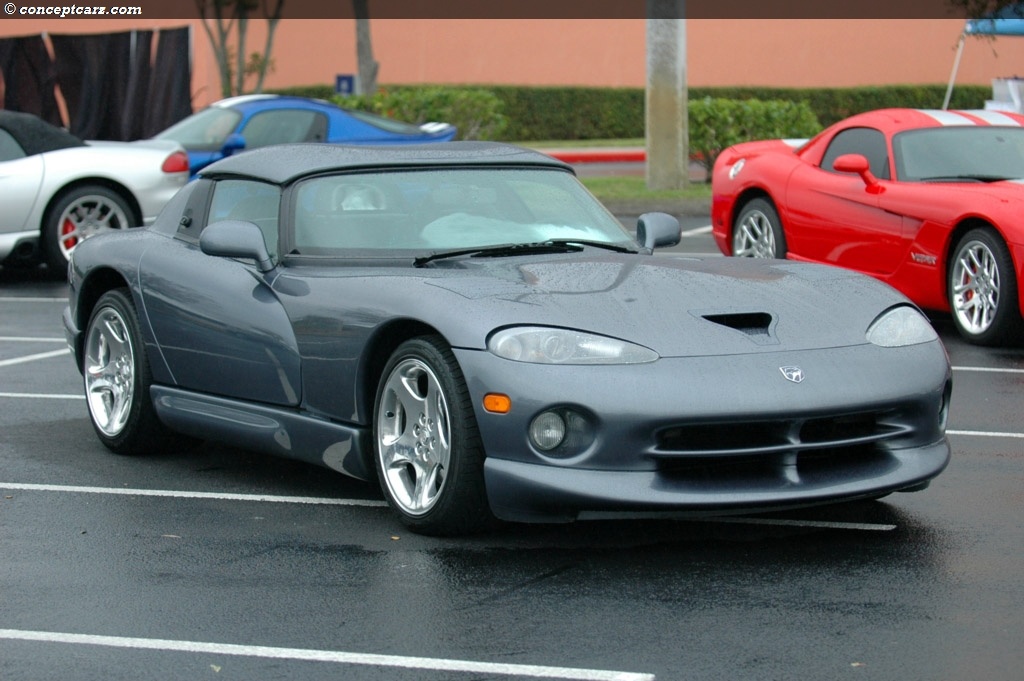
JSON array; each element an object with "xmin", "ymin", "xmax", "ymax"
[{"xmin": 353, "ymin": 0, "xmax": 378, "ymax": 96}]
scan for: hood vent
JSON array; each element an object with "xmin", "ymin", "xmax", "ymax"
[{"xmin": 702, "ymin": 312, "xmax": 777, "ymax": 344}]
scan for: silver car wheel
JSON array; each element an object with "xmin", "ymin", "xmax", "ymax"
[
  {"xmin": 57, "ymin": 194, "xmax": 131, "ymax": 261},
  {"xmin": 734, "ymin": 208, "xmax": 777, "ymax": 258},
  {"xmin": 84, "ymin": 306, "xmax": 136, "ymax": 437},
  {"xmin": 951, "ymin": 238, "xmax": 1001, "ymax": 336},
  {"xmin": 377, "ymin": 358, "xmax": 452, "ymax": 516}
]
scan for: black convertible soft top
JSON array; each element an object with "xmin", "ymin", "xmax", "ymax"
[
  {"xmin": 198, "ymin": 141, "xmax": 574, "ymax": 185},
  {"xmin": 0, "ymin": 110, "xmax": 85, "ymax": 155}
]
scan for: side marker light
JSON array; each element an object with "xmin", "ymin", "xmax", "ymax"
[{"xmin": 483, "ymin": 394, "xmax": 512, "ymax": 414}]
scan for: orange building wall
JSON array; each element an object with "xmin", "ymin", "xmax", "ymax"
[{"xmin": 3, "ymin": 18, "xmax": 1024, "ymax": 109}]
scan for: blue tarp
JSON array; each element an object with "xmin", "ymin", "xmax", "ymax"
[{"xmin": 966, "ymin": 4, "xmax": 1024, "ymax": 36}]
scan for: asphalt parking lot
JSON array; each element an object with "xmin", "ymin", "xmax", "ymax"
[{"xmin": 2, "ymin": 242, "xmax": 1023, "ymax": 680}]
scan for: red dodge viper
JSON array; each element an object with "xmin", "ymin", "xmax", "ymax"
[{"xmin": 711, "ymin": 108, "xmax": 1024, "ymax": 346}]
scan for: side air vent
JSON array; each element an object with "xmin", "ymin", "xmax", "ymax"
[{"xmin": 702, "ymin": 312, "xmax": 775, "ymax": 342}]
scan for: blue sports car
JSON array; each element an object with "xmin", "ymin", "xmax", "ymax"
[{"xmin": 153, "ymin": 94, "xmax": 457, "ymax": 175}]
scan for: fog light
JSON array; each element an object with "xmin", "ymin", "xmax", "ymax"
[{"xmin": 530, "ymin": 411, "xmax": 566, "ymax": 451}]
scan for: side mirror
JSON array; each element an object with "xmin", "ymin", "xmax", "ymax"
[
  {"xmin": 221, "ymin": 133, "xmax": 246, "ymax": 158},
  {"xmin": 636, "ymin": 212, "xmax": 681, "ymax": 251},
  {"xmin": 199, "ymin": 219, "xmax": 274, "ymax": 272},
  {"xmin": 832, "ymin": 153, "xmax": 879, "ymax": 188}
]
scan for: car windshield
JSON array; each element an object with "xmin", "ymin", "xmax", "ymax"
[
  {"xmin": 154, "ymin": 107, "xmax": 242, "ymax": 149},
  {"xmin": 894, "ymin": 126, "xmax": 1024, "ymax": 181},
  {"xmin": 290, "ymin": 168, "xmax": 633, "ymax": 255}
]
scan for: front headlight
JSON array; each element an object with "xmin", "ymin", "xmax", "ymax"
[
  {"xmin": 866, "ymin": 306, "xmax": 938, "ymax": 347},
  {"xmin": 488, "ymin": 327, "xmax": 659, "ymax": 364}
]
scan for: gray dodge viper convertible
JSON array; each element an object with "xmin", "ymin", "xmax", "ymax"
[{"xmin": 63, "ymin": 142, "xmax": 952, "ymax": 535}]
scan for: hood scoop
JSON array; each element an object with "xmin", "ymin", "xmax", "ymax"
[{"xmin": 701, "ymin": 312, "xmax": 778, "ymax": 345}]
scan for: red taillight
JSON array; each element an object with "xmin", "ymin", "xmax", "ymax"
[{"xmin": 161, "ymin": 151, "xmax": 190, "ymax": 174}]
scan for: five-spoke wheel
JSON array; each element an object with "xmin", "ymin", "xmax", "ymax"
[
  {"xmin": 83, "ymin": 289, "xmax": 169, "ymax": 454},
  {"xmin": 732, "ymin": 197, "xmax": 787, "ymax": 259},
  {"xmin": 374, "ymin": 336, "xmax": 491, "ymax": 535}
]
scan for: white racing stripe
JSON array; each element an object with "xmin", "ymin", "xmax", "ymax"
[
  {"xmin": 918, "ymin": 109, "xmax": 978, "ymax": 126},
  {"xmin": 962, "ymin": 109, "xmax": 1023, "ymax": 126},
  {"xmin": 0, "ymin": 629, "xmax": 656, "ymax": 680}
]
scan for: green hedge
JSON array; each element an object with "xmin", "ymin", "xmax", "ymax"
[
  {"xmin": 332, "ymin": 87, "xmax": 508, "ymax": 141},
  {"xmin": 690, "ymin": 98, "xmax": 821, "ymax": 175},
  {"xmin": 268, "ymin": 83, "xmax": 992, "ymax": 141}
]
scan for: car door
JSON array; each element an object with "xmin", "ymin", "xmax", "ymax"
[
  {"xmin": 138, "ymin": 178, "xmax": 302, "ymax": 406},
  {"xmin": 784, "ymin": 127, "xmax": 906, "ymax": 276},
  {"xmin": 0, "ymin": 128, "xmax": 44, "ymax": 233}
]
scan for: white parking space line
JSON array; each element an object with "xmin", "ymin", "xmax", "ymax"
[
  {"xmin": 952, "ymin": 365, "xmax": 1024, "ymax": 375},
  {"xmin": 0, "ymin": 392, "xmax": 83, "ymax": 400},
  {"xmin": 0, "ymin": 629, "xmax": 655, "ymax": 681},
  {"xmin": 4, "ymin": 482, "xmax": 897, "ymax": 533},
  {"xmin": 0, "ymin": 337, "xmax": 67, "ymax": 342},
  {"xmin": 706, "ymin": 517, "xmax": 896, "ymax": 531},
  {"xmin": 0, "ymin": 297, "xmax": 65, "ymax": 303},
  {"xmin": 948, "ymin": 430, "xmax": 1024, "ymax": 439},
  {"xmin": 0, "ymin": 482, "xmax": 388, "ymax": 507},
  {"xmin": 0, "ymin": 348, "xmax": 70, "ymax": 367},
  {"xmin": 680, "ymin": 225, "xmax": 712, "ymax": 237}
]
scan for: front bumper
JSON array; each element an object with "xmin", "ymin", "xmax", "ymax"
[
  {"xmin": 455, "ymin": 341, "xmax": 951, "ymax": 523},
  {"xmin": 484, "ymin": 439, "xmax": 949, "ymax": 522}
]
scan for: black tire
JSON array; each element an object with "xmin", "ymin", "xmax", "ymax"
[
  {"xmin": 947, "ymin": 227, "xmax": 1023, "ymax": 346},
  {"xmin": 42, "ymin": 185, "xmax": 136, "ymax": 272},
  {"xmin": 373, "ymin": 335, "xmax": 493, "ymax": 535},
  {"xmin": 732, "ymin": 197, "xmax": 787, "ymax": 259},
  {"xmin": 83, "ymin": 289, "xmax": 173, "ymax": 455}
]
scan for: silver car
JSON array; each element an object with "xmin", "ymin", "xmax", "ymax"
[{"xmin": 0, "ymin": 110, "xmax": 189, "ymax": 271}]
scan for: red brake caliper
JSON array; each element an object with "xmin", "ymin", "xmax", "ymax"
[{"xmin": 61, "ymin": 217, "xmax": 78, "ymax": 250}]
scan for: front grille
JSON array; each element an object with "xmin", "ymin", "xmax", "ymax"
[{"xmin": 655, "ymin": 409, "xmax": 910, "ymax": 458}]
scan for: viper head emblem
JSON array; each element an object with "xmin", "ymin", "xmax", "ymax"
[{"xmin": 780, "ymin": 366, "xmax": 804, "ymax": 383}]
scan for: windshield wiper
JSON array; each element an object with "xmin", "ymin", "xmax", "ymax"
[
  {"xmin": 413, "ymin": 241, "xmax": 582, "ymax": 267},
  {"xmin": 413, "ymin": 239, "xmax": 636, "ymax": 267},
  {"xmin": 541, "ymin": 238, "xmax": 637, "ymax": 254}
]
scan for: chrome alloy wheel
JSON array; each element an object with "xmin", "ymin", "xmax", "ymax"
[
  {"xmin": 733, "ymin": 208, "xmax": 777, "ymax": 258},
  {"xmin": 377, "ymin": 358, "xmax": 452, "ymax": 516},
  {"xmin": 57, "ymin": 195, "xmax": 131, "ymax": 261},
  {"xmin": 84, "ymin": 306, "xmax": 136, "ymax": 437},
  {"xmin": 951, "ymin": 238, "xmax": 1001, "ymax": 336}
]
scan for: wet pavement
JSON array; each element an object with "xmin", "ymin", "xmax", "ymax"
[{"xmin": 2, "ymin": 251, "xmax": 1023, "ymax": 680}]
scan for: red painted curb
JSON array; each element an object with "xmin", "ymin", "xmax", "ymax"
[{"xmin": 540, "ymin": 149, "xmax": 647, "ymax": 164}]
